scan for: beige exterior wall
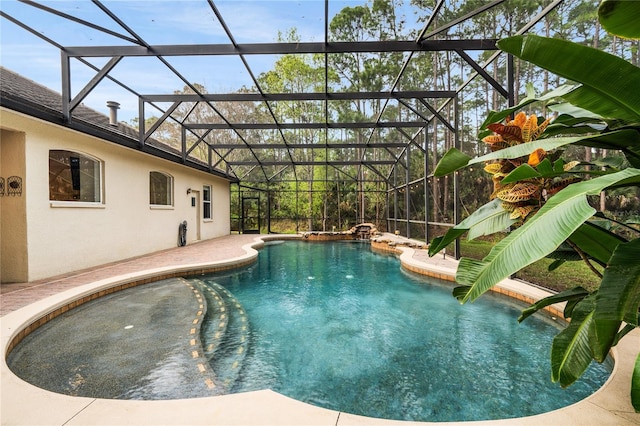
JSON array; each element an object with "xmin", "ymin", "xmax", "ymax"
[
  {"xmin": 0, "ymin": 128, "xmax": 29, "ymax": 282},
  {"xmin": 1, "ymin": 108, "xmax": 230, "ymax": 282}
]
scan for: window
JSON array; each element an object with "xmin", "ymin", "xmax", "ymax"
[
  {"xmin": 203, "ymin": 185, "xmax": 212, "ymax": 219},
  {"xmin": 49, "ymin": 150, "xmax": 102, "ymax": 202},
  {"xmin": 149, "ymin": 171, "xmax": 173, "ymax": 206}
]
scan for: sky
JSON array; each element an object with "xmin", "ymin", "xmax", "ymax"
[
  {"xmin": 1, "ymin": 0, "xmax": 525, "ymax": 126},
  {"xmin": 0, "ymin": 0, "xmax": 425, "ymax": 123}
]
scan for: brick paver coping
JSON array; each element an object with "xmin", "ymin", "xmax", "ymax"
[{"xmin": 1, "ymin": 234, "xmax": 259, "ymax": 316}]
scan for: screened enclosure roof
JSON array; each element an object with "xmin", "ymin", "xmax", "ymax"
[{"xmin": 0, "ymin": 0, "xmax": 562, "ymax": 184}]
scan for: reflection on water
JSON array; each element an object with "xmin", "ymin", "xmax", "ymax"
[
  {"xmin": 6, "ymin": 242, "xmax": 611, "ymax": 422},
  {"xmin": 202, "ymin": 241, "xmax": 611, "ymax": 422}
]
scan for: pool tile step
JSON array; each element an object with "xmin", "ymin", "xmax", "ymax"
[
  {"xmin": 191, "ymin": 279, "xmax": 229, "ymax": 363},
  {"xmin": 191, "ymin": 279, "xmax": 251, "ymax": 394}
]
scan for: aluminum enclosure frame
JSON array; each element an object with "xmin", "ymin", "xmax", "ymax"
[{"xmin": 1, "ymin": 0, "xmax": 564, "ymax": 251}]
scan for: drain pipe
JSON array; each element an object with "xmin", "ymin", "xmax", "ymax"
[{"xmin": 106, "ymin": 101, "xmax": 120, "ymax": 126}]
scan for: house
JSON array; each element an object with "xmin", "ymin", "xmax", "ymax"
[{"xmin": 0, "ymin": 67, "xmax": 233, "ymax": 283}]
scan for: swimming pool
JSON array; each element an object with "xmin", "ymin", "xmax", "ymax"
[
  {"xmin": 6, "ymin": 240, "xmax": 611, "ymax": 422},
  {"xmin": 197, "ymin": 241, "xmax": 610, "ymax": 421}
]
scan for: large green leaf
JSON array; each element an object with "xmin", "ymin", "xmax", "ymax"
[
  {"xmin": 486, "ymin": 130, "xmax": 640, "ymax": 164},
  {"xmin": 455, "ymin": 168, "xmax": 640, "ymax": 303},
  {"xmin": 433, "ymin": 130, "xmax": 640, "ymax": 177},
  {"xmin": 599, "ymin": 0, "xmax": 640, "ymax": 39},
  {"xmin": 546, "ymin": 242, "xmax": 582, "ymax": 262},
  {"xmin": 484, "ymin": 92, "xmax": 611, "ymax": 139},
  {"xmin": 500, "ymin": 157, "xmax": 598, "ymax": 184},
  {"xmin": 427, "ymin": 199, "xmax": 515, "ymax": 256},
  {"xmin": 432, "ymin": 147, "xmax": 471, "ymax": 177},
  {"xmin": 518, "ymin": 286, "xmax": 590, "ymax": 323},
  {"xmin": 500, "ymin": 164, "xmax": 541, "ymax": 184},
  {"xmin": 590, "ymin": 156, "xmax": 626, "ymax": 170},
  {"xmin": 594, "ymin": 211, "xmax": 640, "ymax": 234},
  {"xmin": 428, "ymin": 229, "xmax": 466, "ymax": 257},
  {"xmin": 584, "ymin": 140, "xmax": 640, "ymax": 168},
  {"xmin": 606, "ymin": 167, "xmax": 640, "ymax": 189},
  {"xmin": 497, "ymin": 35, "xmax": 640, "ymax": 122},
  {"xmin": 549, "ymin": 102, "xmax": 604, "ymax": 121},
  {"xmin": 551, "ymin": 295, "xmax": 596, "ymax": 387},
  {"xmin": 568, "ymin": 221, "xmax": 626, "ymax": 266},
  {"xmin": 613, "ymin": 322, "xmax": 638, "ymax": 347},
  {"xmin": 480, "ymin": 84, "xmax": 577, "ymax": 130},
  {"xmin": 592, "ymin": 239, "xmax": 640, "ymax": 361},
  {"xmin": 559, "ymin": 85, "xmax": 640, "ymax": 125}
]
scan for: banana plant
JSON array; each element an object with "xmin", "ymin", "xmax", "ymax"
[{"xmin": 429, "ymin": 1, "xmax": 640, "ymax": 411}]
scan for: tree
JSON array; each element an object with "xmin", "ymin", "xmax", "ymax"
[
  {"xmin": 258, "ymin": 28, "xmax": 328, "ymax": 230},
  {"xmin": 328, "ymin": 1, "xmax": 408, "ymax": 225},
  {"xmin": 428, "ymin": 0, "xmax": 640, "ymax": 410}
]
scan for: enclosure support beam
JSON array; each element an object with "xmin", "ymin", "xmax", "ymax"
[
  {"xmin": 142, "ymin": 91, "xmax": 456, "ymax": 102},
  {"xmin": 507, "ymin": 54, "xmax": 516, "ymax": 107},
  {"xmin": 63, "ymin": 40, "xmax": 498, "ymax": 57},
  {"xmin": 295, "ymin": 180, "xmax": 299, "ymax": 233},
  {"xmin": 393, "ymin": 167, "xmax": 398, "ymax": 233},
  {"xmin": 70, "ymin": 56, "xmax": 122, "ymax": 113},
  {"xmin": 385, "ymin": 182, "xmax": 389, "ymax": 234},
  {"xmin": 424, "ymin": 129, "xmax": 430, "ymax": 244},
  {"xmin": 267, "ymin": 190, "xmax": 272, "ymax": 234},
  {"xmin": 453, "ymin": 97, "xmax": 461, "ymax": 259},
  {"xmin": 184, "ymin": 121, "xmax": 432, "ymax": 130},
  {"xmin": 60, "ymin": 52, "xmax": 70, "ymax": 122},
  {"xmin": 406, "ymin": 145, "xmax": 411, "ymax": 239}
]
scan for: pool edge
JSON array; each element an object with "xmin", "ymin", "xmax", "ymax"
[{"xmin": 2, "ymin": 234, "xmax": 638, "ymax": 425}]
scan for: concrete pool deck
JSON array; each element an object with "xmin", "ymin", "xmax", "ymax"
[{"xmin": 1, "ymin": 234, "xmax": 639, "ymax": 425}]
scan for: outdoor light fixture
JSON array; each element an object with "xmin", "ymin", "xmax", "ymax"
[{"xmin": 187, "ymin": 188, "xmax": 192, "ymax": 194}]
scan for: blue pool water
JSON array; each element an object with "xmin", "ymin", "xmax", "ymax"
[{"xmin": 200, "ymin": 241, "xmax": 611, "ymax": 422}]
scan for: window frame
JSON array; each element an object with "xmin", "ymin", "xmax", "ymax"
[
  {"xmin": 149, "ymin": 171, "xmax": 174, "ymax": 208},
  {"xmin": 203, "ymin": 184, "xmax": 212, "ymax": 220},
  {"xmin": 49, "ymin": 149, "xmax": 103, "ymax": 206}
]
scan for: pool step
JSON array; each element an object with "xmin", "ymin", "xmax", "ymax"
[
  {"xmin": 204, "ymin": 282, "xmax": 250, "ymax": 392},
  {"xmin": 190, "ymin": 279, "xmax": 250, "ymax": 394},
  {"xmin": 191, "ymin": 280, "xmax": 229, "ymax": 363}
]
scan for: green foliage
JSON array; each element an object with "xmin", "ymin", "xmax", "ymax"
[
  {"xmin": 551, "ymin": 295, "xmax": 596, "ymax": 386},
  {"xmin": 460, "ymin": 239, "xmax": 601, "ymax": 292},
  {"xmin": 592, "ymin": 239, "xmax": 640, "ymax": 359},
  {"xmin": 518, "ymin": 287, "xmax": 590, "ymax": 322},
  {"xmin": 433, "ymin": 130, "xmax": 640, "ymax": 176},
  {"xmin": 430, "ymin": 2, "xmax": 640, "ymax": 410},
  {"xmin": 454, "ymin": 169, "xmax": 640, "ymax": 303},
  {"xmin": 598, "ymin": 0, "xmax": 640, "ymax": 39},
  {"xmin": 498, "ymin": 35, "xmax": 640, "ymax": 122},
  {"xmin": 567, "ymin": 221, "xmax": 627, "ymax": 266},
  {"xmin": 428, "ymin": 199, "xmax": 515, "ymax": 256}
]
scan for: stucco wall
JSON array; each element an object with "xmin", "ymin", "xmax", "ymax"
[
  {"xmin": 1, "ymin": 109, "xmax": 231, "ymax": 282},
  {"xmin": 0, "ymin": 128, "xmax": 29, "ymax": 282}
]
